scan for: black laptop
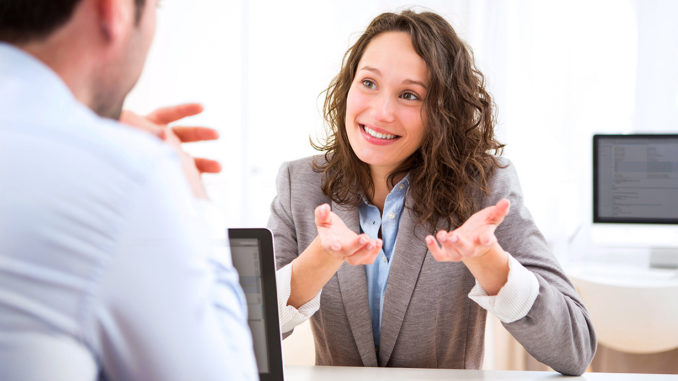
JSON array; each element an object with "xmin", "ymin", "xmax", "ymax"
[{"xmin": 228, "ymin": 228, "xmax": 284, "ymax": 381}]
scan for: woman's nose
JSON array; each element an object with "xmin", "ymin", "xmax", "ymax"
[{"xmin": 372, "ymin": 93, "xmax": 396, "ymax": 123}]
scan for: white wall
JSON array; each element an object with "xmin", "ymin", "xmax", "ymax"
[
  {"xmin": 125, "ymin": 1, "xmax": 246, "ymax": 227},
  {"xmin": 125, "ymin": 0, "xmax": 678, "ymax": 256},
  {"xmin": 122, "ymin": 0, "xmax": 678, "ymax": 371},
  {"xmin": 240, "ymin": 0, "xmax": 507, "ymax": 228},
  {"xmin": 124, "ymin": 0, "xmax": 513, "ymax": 228}
]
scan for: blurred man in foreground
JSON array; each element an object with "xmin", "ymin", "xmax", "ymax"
[{"xmin": 0, "ymin": 1, "xmax": 257, "ymax": 380}]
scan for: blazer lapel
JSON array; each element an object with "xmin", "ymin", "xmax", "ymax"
[
  {"xmin": 378, "ymin": 195, "xmax": 430, "ymax": 366},
  {"xmin": 332, "ymin": 201, "xmax": 378, "ymax": 367}
]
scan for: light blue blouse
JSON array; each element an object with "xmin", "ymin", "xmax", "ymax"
[{"xmin": 358, "ymin": 176, "xmax": 409, "ymax": 349}]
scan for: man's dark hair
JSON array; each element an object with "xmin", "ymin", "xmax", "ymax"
[{"xmin": 0, "ymin": 0, "xmax": 146, "ymax": 44}]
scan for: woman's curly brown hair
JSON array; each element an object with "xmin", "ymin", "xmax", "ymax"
[{"xmin": 313, "ymin": 10, "xmax": 505, "ymax": 230}]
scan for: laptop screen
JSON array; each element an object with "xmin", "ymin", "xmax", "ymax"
[
  {"xmin": 230, "ymin": 237, "xmax": 270, "ymax": 372},
  {"xmin": 228, "ymin": 228, "xmax": 284, "ymax": 381}
]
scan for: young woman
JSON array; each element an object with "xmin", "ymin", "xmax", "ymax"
[{"xmin": 269, "ymin": 10, "xmax": 596, "ymax": 375}]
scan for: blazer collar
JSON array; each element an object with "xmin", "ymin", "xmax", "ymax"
[
  {"xmin": 332, "ymin": 200, "xmax": 379, "ymax": 367},
  {"xmin": 378, "ymin": 194, "xmax": 430, "ymax": 366}
]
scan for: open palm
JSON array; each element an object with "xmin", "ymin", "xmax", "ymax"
[
  {"xmin": 426, "ymin": 199, "xmax": 510, "ymax": 262},
  {"xmin": 314, "ymin": 204, "xmax": 382, "ymax": 266}
]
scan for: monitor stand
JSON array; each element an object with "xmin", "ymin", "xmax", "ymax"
[{"xmin": 650, "ymin": 248, "xmax": 678, "ymax": 269}]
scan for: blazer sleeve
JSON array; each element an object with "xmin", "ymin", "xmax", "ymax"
[
  {"xmin": 267, "ymin": 160, "xmax": 324, "ymax": 336},
  {"xmin": 486, "ymin": 159, "xmax": 597, "ymax": 376},
  {"xmin": 268, "ymin": 161, "xmax": 299, "ymax": 271},
  {"xmin": 267, "ymin": 157, "xmax": 328, "ymax": 269}
]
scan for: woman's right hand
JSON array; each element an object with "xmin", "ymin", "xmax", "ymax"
[
  {"xmin": 314, "ymin": 203, "xmax": 382, "ymax": 265},
  {"xmin": 286, "ymin": 203, "xmax": 382, "ymax": 308}
]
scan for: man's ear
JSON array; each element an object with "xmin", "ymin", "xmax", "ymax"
[{"xmin": 97, "ymin": 0, "xmax": 134, "ymax": 42}]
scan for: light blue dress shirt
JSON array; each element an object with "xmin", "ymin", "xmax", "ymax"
[
  {"xmin": 0, "ymin": 43, "xmax": 257, "ymax": 381},
  {"xmin": 358, "ymin": 176, "xmax": 409, "ymax": 349}
]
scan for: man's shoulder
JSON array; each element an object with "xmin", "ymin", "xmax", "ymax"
[
  {"xmin": 1, "ymin": 93, "xmax": 170, "ymax": 184},
  {"xmin": 0, "ymin": 112, "xmax": 181, "ymax": 291},
  {"xmin": 88, "ymin": 117, "xmax": 175, "ymax": 176},
  {"xmin": 70, "ymin": 118, "xmax": 179, "ymax": 197},
  {"xmin": 19, "ymin": 110, "xmax": 174, "ymax": 182},
  {"xmin": 0, "ymin": 109, "xmax": 179, "ymax": 214}
]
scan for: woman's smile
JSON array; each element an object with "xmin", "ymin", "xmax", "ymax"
[{"xmin": 359, "ymin": 123, "xmax": 400, "ymax": 144}]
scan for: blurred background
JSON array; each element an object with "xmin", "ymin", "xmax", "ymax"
[{"xmin": 124, "ymin": 0, "xmax": 678, "ymax": 373}]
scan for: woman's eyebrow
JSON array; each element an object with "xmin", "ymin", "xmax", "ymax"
[
  {"xmin": 358, "ymin": 66, "xmax": 427, "ymax": 88},
  {"xmin": 403, "ymin": 79, "xmax": 428, "ymax": 89},
  {"xmin": 358, "ymin": 66, "xmax": 381, "ymax": 75}
]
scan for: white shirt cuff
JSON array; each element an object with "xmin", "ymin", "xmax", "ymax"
[
  {"xmin": 468, "ymin": 252, "xmax": 539, "ymax": 323},
  {"xmin": 276, "ymin": 263, "xmax": 321, "ymax": 334}
]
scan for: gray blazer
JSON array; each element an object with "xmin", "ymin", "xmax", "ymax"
[{"xmin": 268, "ymin": 156, "xmax": 596, "ymax": 375}]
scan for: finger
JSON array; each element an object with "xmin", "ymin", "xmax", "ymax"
[
  {"xmin": 444, "ymin": 231, "xmax": 471, "ymax": 260},
  {"xmin": 147, "ymin": 103, "xmax": 204, "ymax": 125},
  {"xmin": 435, "ymin": 231, "xmax": 463, "ymax": 261},
  {"xmin": 475, "ymin": 231, "xmax": 496, "ymax": 247},
  {"xmin": 157, "ymin": 129, "xmax": 170, "ymax": 143},
  {"xmin": 314, "ymin": 204, "xmax": 332, "ymax": 227},
  {"xmin": 330, "ymin": 240, "xmax": 342, "ymax": 252},
  {"xmin": 172, "ymin": 126, "xmax": 219, "ymax": 142},
  {"xmin": 371, "ymin": 239, "xmax": 383, "ymax": 259},
  {"xmin": 486, "ymin": 199, "xmax": 511, "ymax": 224},
  {"xmin": 436, "ymin": 230, "xmax": 449, "ymax": 244},
  {"xmin": 159, "ymin": 128, "xmax": 182, "ymax": 148},
  {"xmin": 194, "ymin": 158, "xmax": 222, "ymax": 173},
  {"xmin": 347, "ymin": 239, "xmax": 382, "ymax": 265},
  {"xmin": 343, "ymin": 233, "xmax": 371, "ymax": 254},
  {"xmin": 426, "ymin": 235, "xmax": 449, "ymax": 261},
  {"xmin": 120, "ymin": 110, "xmax": 163, "ymax": 135}
]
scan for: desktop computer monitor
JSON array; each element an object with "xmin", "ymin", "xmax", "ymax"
[{"xmin": 592, "ymin": 134, "xmax": 678, "ymax": 268}]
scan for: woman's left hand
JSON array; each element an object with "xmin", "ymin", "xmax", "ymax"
[{"xmin": 425, "ymin": 199, "xmax": 510, "ymax": 262}]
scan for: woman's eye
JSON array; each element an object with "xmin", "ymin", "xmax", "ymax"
[
  {"xmin": 401, "ymin": 91, "xmax": 419, "ymax": 101},
  {"xmin": 361, "ymin": 79, "xmax": 376, "ymax": 89}
]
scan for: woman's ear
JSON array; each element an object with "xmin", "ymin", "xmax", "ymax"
[{"xmin": 96, "ymin": 0, "xmax": 134, "ymax": 42}]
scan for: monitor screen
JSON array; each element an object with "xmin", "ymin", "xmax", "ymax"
[{"xmin": 593, "ymin": 134, "xmax": 678, "ymax": 223}]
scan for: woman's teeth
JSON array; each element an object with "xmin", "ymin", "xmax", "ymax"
[{"xmin": 363, "ymin": 125, "xmax": 397, "ymax": 140}]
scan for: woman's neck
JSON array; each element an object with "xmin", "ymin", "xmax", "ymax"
[{"xmin": 369, "ymin": 165, "xmax": 404, "ymax": 213}]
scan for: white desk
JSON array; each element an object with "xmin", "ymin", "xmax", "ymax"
[
  {"xmin": 565, "ymin": 250, "xmax": 678, "ymax": 354},
  {"xmin": 284, "ymin": 365, "xmax": 678, "ymax": 380}
]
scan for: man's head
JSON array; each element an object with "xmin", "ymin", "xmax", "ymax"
[
  {"xmin": 0, "ymin": 0, "xmax": 155, "ymax": 119},
  {"xmin": 0, "ymin": 0, "xmax": 146, "ymax": 44}
]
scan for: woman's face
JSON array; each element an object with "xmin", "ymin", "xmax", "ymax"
[{"xmin": 345, "ymin": 31, "xmax": 429, "ymax": 177}]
